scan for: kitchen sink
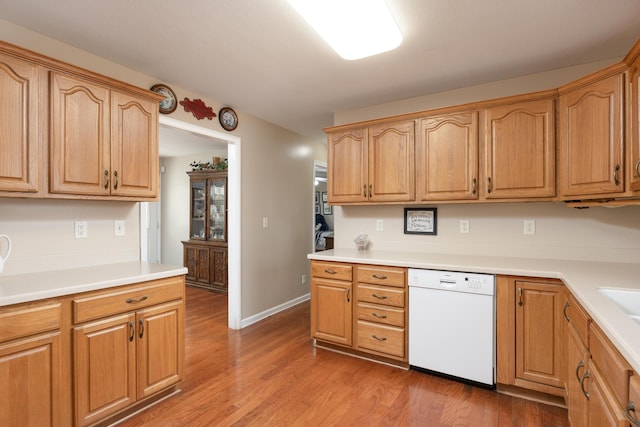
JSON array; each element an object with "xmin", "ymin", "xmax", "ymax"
[{"xmin": 598, "ymin": 288, "xmax": 640, "ymax": 323}]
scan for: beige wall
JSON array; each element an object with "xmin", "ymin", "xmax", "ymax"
[
  {"xmin": 332, "ymin": 58, "xmax": 640, "ymax": 264},
  {"xmin": 0, "ymin": 20, "xmax": 327, "ymax": 321}
]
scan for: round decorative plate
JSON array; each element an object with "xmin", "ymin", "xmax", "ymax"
[
  {"xmin": 150, "ymin": 84, "xmax": 177, "ymax": 114},
  {"xmin": 219, "ymin": 107, "xmax": 238, "ymax": 131}
]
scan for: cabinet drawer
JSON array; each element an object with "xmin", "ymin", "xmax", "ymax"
[
  {"xmin": 590, "ymin": 323, "xmax": 632, "ymax": 408},
  {"xmin": 311, "ymin": 262, "xmax": 353, "ymax": 281},
  {"xmin": 356, "ymin": 321, "xmax": 405, "ymax": 359},
  {"xmin": 0, "ymin": 301, "xmax": 61, "ymax": 342},
  {"xmin": 357, "ymin": 284, "xmax": 405, "ymax": 308},
  {"xmin": 73, "ymin": 276, "xmax": 184, "ymax": 324},
  {"xmin": 357, "ymin": 302, "xmax": 405, "ymax": 327},
  {"xmin": 566, "ymin": 293, "xmax": 590, "ymax": 348},
  {"xmin": 357, "ymin": 266, "xmax": 405, "ymax": 288}
]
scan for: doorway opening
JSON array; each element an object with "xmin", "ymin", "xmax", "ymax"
[
  {"xmin": 141, "ymin": 116, "xmax": 242, "ymax": 330},
  {"xmin": 313, "ymin": 161, "xmax": 333, "ymax": 252}
]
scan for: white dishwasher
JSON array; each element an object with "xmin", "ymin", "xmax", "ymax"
[{"xmin": 408, "ymin": 268, "xmax": 495, "ymax": 388}]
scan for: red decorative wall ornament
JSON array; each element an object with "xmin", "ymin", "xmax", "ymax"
[{"xmin": 179, "ymin": 98, "xmax": 216, "ymax": 120}]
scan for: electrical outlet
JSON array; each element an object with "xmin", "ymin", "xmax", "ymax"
[
  {"xmin": 262, "ymin": 217, "xmax": 269, "ymax": 229},
  {"xmin": 459, "ymin": 219, "xmax": 470, "ymax": 234},
  {"xmin": 524, "ymin": 219, "xmax": 536, "ymax": 235},
  {"xmin": 301, "ymin": 274, "xmax": 307, "ymax": 285},
  {"xmin": 114, "ymin": 220, "xmax": 125, "ymax": 237},
  {"xmin": 74, "ymin": 221, "xmax": 88, "ymax": 239},
  {"xmin": 376, "ymin": 219, "xmax": 384, "ymax": 231}
]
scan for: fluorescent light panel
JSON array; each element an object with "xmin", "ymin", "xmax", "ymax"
[{"xmin": 289, "ymin": 0, "xmax": 403, "ymax": 60}]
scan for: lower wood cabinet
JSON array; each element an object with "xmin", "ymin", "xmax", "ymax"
[
  {"xmin": 183, "ymin": 241, "xmax": 228, "ymax": 293},
  {"xmin": 0, "ymin": 274, "xmax": 185, "ymax": 427},
  {"xmin": 72, "ymin": 277, "xmax": 185, "ymax": 426},
  {"xmin": 496, "ymin": 276, "xmax": 565, "ymax": 398},
  {"xmin": 310, "ymin": 261, "xmax": 407, "ymax": 365},
  {"xmin": 0, "ymin": 300, "xmax": 62, "ymax": 426}
]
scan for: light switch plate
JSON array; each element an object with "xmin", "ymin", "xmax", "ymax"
[
  {"xmin": 376, "ymin": 219, "xmax": 384, "ymax": 231},
  {"xmin": 459, "ymin": 220, "xmax": 470, "ymax": 234},
  {"xmin": 114, "ymin": 220, "xmax": 125, "ymax": 237}
]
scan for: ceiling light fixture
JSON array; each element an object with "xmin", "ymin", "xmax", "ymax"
[{"xmin": 288, "ymin": 0, "xmax": 403, "ymax": 60}]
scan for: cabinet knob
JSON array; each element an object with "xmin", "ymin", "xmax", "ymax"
[
  {"xmin": 487, "ymin": 177, "xmax": 492, "ymax": 194},
  {"xmin": 113, "ymin": 170, "xmax": 119, "ymax": 190},
  {"xmin": 614, "ymin": 164, "xmax": 621, "ymax": 187},
  {"xmin": 103, "ymin": 170, "xmax": 110, "ymax": 190},
  {"xmin": 563, "ymin": 301, "xmax": 571, "ymax": 322},
  {"xmin": 139, "ymin": 318, "xmax": 144, "ymax": 339},
  {"xmin": 129, "ymin": 320, "xmax": 134, "ymax": 342},
  {"xmin": 579, "ymin": 370, "xmax": 590, "ymax": 400},
  {"xmin": 472, "ymin": 178, "xmax": 477, "ymax": 195},
  {"xmin": 626, "ymin": 401, "xmax": 640, "ymax": 426}
]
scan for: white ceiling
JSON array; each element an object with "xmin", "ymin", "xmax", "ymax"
[{"xmin": 2, "ymin": 0, "xmax": 640, "ymax": 144}]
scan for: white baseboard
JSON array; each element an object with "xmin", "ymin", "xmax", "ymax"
[{"xmin": 240, "ymin": 293, "xmax": 310, "ymax": 328}]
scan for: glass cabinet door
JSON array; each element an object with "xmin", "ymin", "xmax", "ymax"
[
  {"xmin": 190, "ymin": 180, "xmax": 206, "ymax": 239},
  {"xmin": 208, "ymin": 177, "xmax": 227, "ymax": 241}
]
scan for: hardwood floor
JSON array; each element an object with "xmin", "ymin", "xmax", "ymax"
[{"xmin": 117, "ymin": 286, "xmax": 569, "ymax": 427}]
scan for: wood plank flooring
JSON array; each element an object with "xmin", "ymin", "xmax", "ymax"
[{"xmin": 117, "ymin": 286, "xmax": 569, "ymax": 426}]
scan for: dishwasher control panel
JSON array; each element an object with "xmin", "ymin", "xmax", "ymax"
[{"xmin": 408, "ymin": 269, "xmax": 495, "ymax": 296}]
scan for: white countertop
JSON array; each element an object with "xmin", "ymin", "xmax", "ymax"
[
  {"xmin": 308, "ymin": 249, "xmax": 640, "ymax": 374},
  {"xmin": 0, "ymin": 261, "xmax": 188, "ymax": 306}
]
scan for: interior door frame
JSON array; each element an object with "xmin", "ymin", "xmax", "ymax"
[{"xmin": 149, "ymin": 116, "xmax": 242, "ymax": 330}]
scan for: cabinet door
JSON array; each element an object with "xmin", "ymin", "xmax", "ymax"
[
  {"xmin": 110, "ymin": 91, "xmax": 158, "ymax": 198},
  {"xmin": 515, "ymin": 281, "xmax": 564, "ymax": 389},
  {"xmin": 189, "ymin": 179, "xmax": 207, "ymax": 240},
  {"xmin": 566, "ymin": 325, "xmax": 589, "ymax": 427},
  {"xmin": 368, "ymin": 120, "xmax": 415, "ymax": 202},
  {"xmin": 136, "ymin": 301, "xmax": 184, "ymax": 399},
  {"xmin": 0, "ymin": 332, "xmax": 61, "ymax": 427},
  {"xmin": 559, "ymin": 73, "xmax": 624, "ymax": 197},
  {"xmin": 310, "ymin": 278, "xmax": 352, "ymax": 346},
  {"xmin": 483, "ymin": 99, "xmax": 555, "ymax": 199},
  {"xmin": 0, "ymin": 53, "xmax": 40, "ymax": 193},
  {"xmin": 630, "ymin": 56, "xmax": 640, "ymax": 192},
  {"xmin": 417, "ymin": 112, "xmax": 478, "ymax": 201},
  {"xmin": 74, "ymin": 313, "xmax": 136, "ymax": 426},
  {"xmin": 208, "ymin": 177, "xmax": 227, "ymax": 241},
  {"xmin": 328, "ymin": 128, "xmax": 368, "ymax": 203},
  {"xmin": 50, "ymin": 72, "xmax": 110, "ymax": 196},
  {"xmin": 588, "ymin": 363, "xmax": 629, "ymax": 427},
  {"xmin": 210, "ymin": 246, "xmax": 228, "ymax": 290}
]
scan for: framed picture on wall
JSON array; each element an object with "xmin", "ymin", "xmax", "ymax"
[
  {"xmin": 315, "ymin": 205, "xmax": 320, "ymax": 214},
  {"xmin": 404, "ymin": 207, "xmax": 437, "ymax": 235},
  {"xmin": 322, "ymin": 192, "xmax": 328, "ymax": 202},
  {"xmin": 315, "ymin": 191, "xmax": 320, "ymax": 205},
  {"xmin": 323, "ymin": 202, "xmax": 332, "ymax": 215}
]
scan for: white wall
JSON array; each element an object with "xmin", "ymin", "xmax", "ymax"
[
  {"xmin": 332, "ymin": 56, "xmax": 640, "ymax": 265},
  {"xmin": 0, "ymin": 199, "xmax": 140, "ymax": 275}
]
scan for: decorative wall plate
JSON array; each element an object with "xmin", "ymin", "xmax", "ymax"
[
  {"xmin": 150, "ymin": 84, "xmax": 177, "ymax": 114},
  {"xmin": 219, "ymin": 107, "xmax": 238, "ymax": 131}
]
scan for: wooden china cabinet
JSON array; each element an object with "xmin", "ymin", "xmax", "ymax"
[{"xmin": 182, "ymin": 170, "xmax": 228, "ymax": 294}]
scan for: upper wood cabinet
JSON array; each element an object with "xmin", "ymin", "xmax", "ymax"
[
  {"xmin": 558, "ymin": 70, "xmax": 625, "ymax": 198},
  {"xmin": 629, "ymin": 49, "xmax": 640, "ymax": 193},
  {"xmin": 0, "ymin": 40, "xmax": 161, "ymax": 201},
  {"xmin": 50, "ymin": 72, "xmax": 158, "ymax": 199},
  {"xmin": 327, "ymin": 120, "xmax": 414, "ymax": 204},
  {"xmin": 0, "ymin": 52, "xmax": 42, "ymax": 194},
  {"xmin": 482, "ymin": 97, "xmax": 556, "ymax": 199},
  {"xmin": 417, "ymin": 112, "xmax": 478, "ymax": 201}
]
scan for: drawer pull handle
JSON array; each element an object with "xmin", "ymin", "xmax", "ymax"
[
  {"xmin": 125, "ymin": 295, "xmax": 148, "ymax": 304},
  {"xmin": 324, "ymin": 269, "xmax": 337, "ymax": 275},
  {"xmin": 372, "ymin": 294, "xmax": 387, "ymax": 300},
  {"xmin": 372, "ymin": 312, "xmax": 387, "ymax": 319},
  {"xmin": 563, "ymin": 301, "xmax": 570, "ymax": 322},
  {"xmin": 371, "ymin": 335, "xmax": 387, "ymax": 342},
  {"xmin": 129, "ymin": 320, "xmax": 134, "ymax": 342},
  {"xmin": 139, "ymin": 318, "xmax": 144, "ymax": 339},
  {"xmin": 575, "ymin": 360, "xmax": 584, "ymax": 381},
  {"xmin": 372, "ymin": 274, "xmax": 388, "ymax": 280},
  {"xmin": 579, "ymin": 370, "xmax": 590, "ymax": 400},
  {"xmin": 626, "ymin": 401, "xmax": 639, "ymax": 426}
]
